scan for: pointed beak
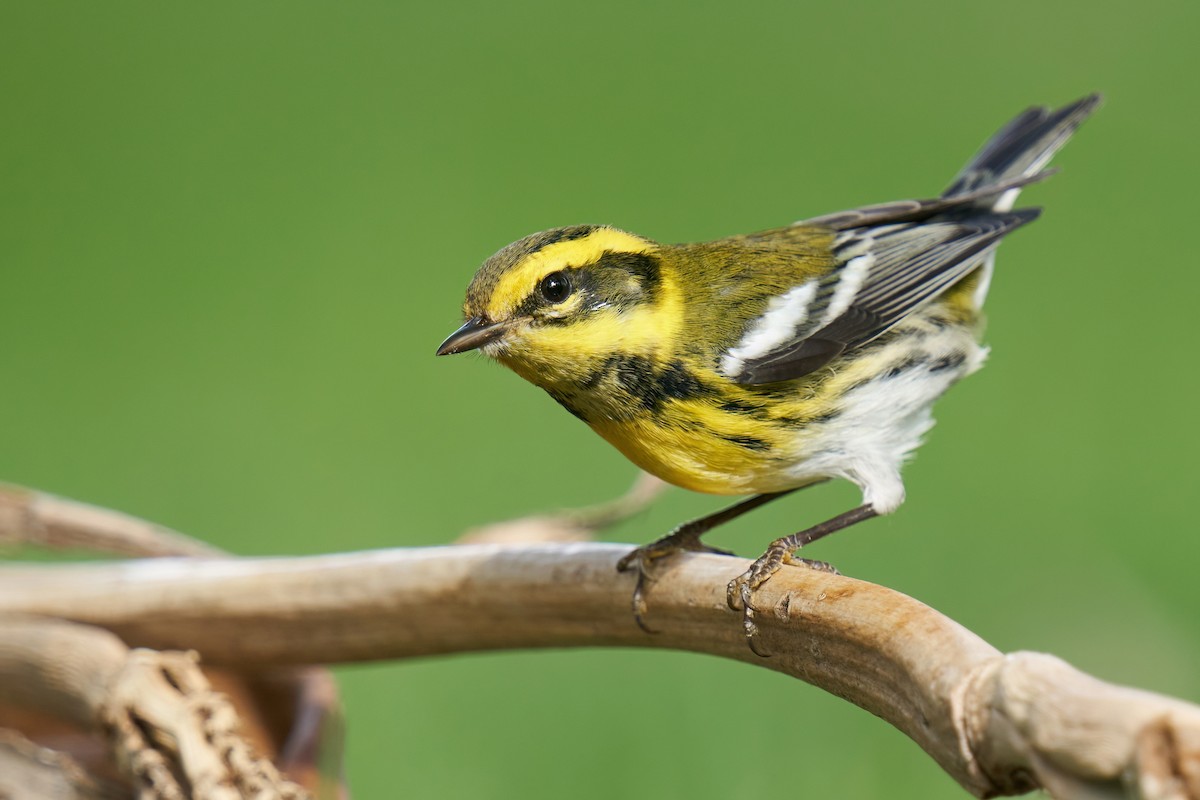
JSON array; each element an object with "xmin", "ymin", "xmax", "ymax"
[{"xmin": 436, "ymin": 316, "xmax": 509, "ymax": 356}]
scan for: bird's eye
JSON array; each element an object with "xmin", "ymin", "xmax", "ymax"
[{"xmin": 539, "ymin": 271, "xmax": 572, "ymax": 304}]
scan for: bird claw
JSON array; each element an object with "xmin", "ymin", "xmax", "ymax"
[
  {"xmin": 726, "ymin": 546, "xmax": 786, "ymax": 608},
  {"xmin": 623, "ymin": 559, "xmax": 658, "ymax": 634},
  {"xmin": 791, "ymin": 556, "xmax": 840, "ymax": 575},
  {"xmin": 726, "ymin": 557, "xmax": 781, "ymax": 657},
  {"xmin": 617, "ymin": 534, "xmax": 734, "ymax": 634},
  {"xmin": 727, "ymin": 545, "xmax": 837, "ymax": 657}
]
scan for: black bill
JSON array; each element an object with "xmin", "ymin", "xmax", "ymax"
[{"xmin": 436, "ymin": 317, "xmax": 508, "ymax": 356}]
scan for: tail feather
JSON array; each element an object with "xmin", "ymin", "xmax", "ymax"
[
  {"xmin": 799, "ymin": 95, "xmax": 1101, "ymax": 233},
  {"xmin": 942, "ymin": 93, "xmax": 1103, "ymax": 210}
]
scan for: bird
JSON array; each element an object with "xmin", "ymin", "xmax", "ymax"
[{"xmin": 436, "ymin": 95, "xmax": 1100, "ymax": 652}]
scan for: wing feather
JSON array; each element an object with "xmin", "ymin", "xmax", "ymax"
[
  {"xmin": 720, "ymin": 95, "xmax": 1101, "ymax": 386},
  {"xmin": 728, "ymin": 210, "xmax": 1037, "ymax": 385}
]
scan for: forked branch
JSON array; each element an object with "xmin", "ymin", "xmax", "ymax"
[{"xmin": 1, "ymin": 483, "xmax": 1198, "ymax": 798}]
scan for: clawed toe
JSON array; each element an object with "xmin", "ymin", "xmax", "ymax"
[
  {"xmin": 617, "ymin": 547, "xmax": 661, "ymax": 633},
  {"xmin": 615, "ymin": 493, "xmax": 802, "ymax": 637},
  {"xmin": 618, "ymin": 532, "xmax": 739, "ymax": 634},
  {"xmin": 618, "ymin": 543, "xmax": 702, "ymax": 634},
  {"xmin": 623, "ymin": 499, "xmax": 866, "ymax": 654},
  {"xmin": 725, "ymin": 572, "xmax": 747, "ymax": 612},
  {"xmin": 629, "ymin": 570, "xmax": 654, "ymax": 634},
  {"xmin": 615, "ymin": 548, "xmax": 640, "ymax": 574},
  {"xmin": 790, "ymin": 556, "xmax": 840, "ymax": 575},
  {"xmin": 726, "ymin": 572, "xmax": 772, "ymax": 657},
  {"xmin": 726, "ymin": 546, "xmax": 822, "ymax": 657}
]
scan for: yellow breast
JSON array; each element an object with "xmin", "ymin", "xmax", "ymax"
[{"xmin": 587, "ymin": 401, "xmax": 802, "ymax": 496}]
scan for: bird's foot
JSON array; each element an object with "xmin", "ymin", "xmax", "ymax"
[
  {"xmin": 726, "ymin": 544, "xmax": 840, "ymax": 657},
  {"xmin": 617, "ymin": 529, "xmax": 733, "ymax": 633}
]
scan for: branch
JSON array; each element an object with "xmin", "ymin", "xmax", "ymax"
[
  {"xmin": 456, "ymin": 471, "xmax": 665, "ymax": 545},
  {"xmin": 0, "ymin": 483, "xmax": 220, "ymax": 558},
  {"xmin": 2, "ymin": 544, "xmax": 1198, "ymax": 798},
  {"xmin": 0, "ymin": 484, "xmax": 344, "ymax": 797}
]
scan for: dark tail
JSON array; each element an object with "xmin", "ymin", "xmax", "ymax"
[{"xmin": 942, "ymin": 94, "xmax": 1103, "ymax": 209}]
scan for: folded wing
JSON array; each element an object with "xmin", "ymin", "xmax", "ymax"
[{"xmin": 721, "ymin": 94, "xmax": 1100, "ymax": 386}]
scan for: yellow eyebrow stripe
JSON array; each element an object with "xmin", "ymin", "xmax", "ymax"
[{"xmin": 486, "ymin": 227, "xmax": 656, "ymax": 319}]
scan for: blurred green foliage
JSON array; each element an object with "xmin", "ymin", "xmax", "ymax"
[{"xmin": 2, "ymin": 1, "xmax": 1198, "ymax": 797}]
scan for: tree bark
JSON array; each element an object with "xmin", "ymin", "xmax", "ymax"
[
  {"xmin": 2, "ymin": 542, "xmax": 1198, "ymax": 798},
  {"xmin": 2, "ymin": 482, "xmax": 1198, "ymax": 798}
]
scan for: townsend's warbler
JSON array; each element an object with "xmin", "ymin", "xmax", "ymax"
[{"xmin": 437, "ymin": 95, "xmax": 1100, "ymax": 651}]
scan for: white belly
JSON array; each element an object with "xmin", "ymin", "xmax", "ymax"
[{"xmin": 786, "ymin": 322, "xmax": 986, "ymax": 514}]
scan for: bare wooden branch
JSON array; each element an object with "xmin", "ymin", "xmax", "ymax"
[
  {"xmin": 456, "ymin": 471, "xmax": 665, "ymax": 545},
  {"xmin": 0, "ymin": 483, "xmax": 220, "ymax": 558},
  {"xmin": 0, "ymin": 484, "xmax": 346, "ymax": 797},
  {"xmin": 2, "ymin": 544, "xmax": 1198, "ymax": 798}
]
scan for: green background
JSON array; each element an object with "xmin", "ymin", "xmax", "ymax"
[{"xmin": 3, "ymin": 2, "xmax": 1197, "ymax": 797}]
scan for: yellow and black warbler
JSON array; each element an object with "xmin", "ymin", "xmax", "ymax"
[{"xmin": 437, "ymin": 95, "xmax": 1100, "ymax": 649}]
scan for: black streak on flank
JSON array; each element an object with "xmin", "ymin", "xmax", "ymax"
[
  {"xmin": 720, "ymin": 398, "xmax": 765, "ymax": 415},
  {"xmin": 592, "ymin": 355, "xmax": 712, "ymax": 413},
  {"xmin": 719, "ymin": 397, "xmax": 784, "ymax": 424},
  {"xmin": 883, "ymin": 355, "xmax": 928, "ymax": 379},
  {"xmin": 805, "ymin": 409, "xmax": 842, "ymax": 425},
  {"xmin": 929, "ymin": 352, "xmax": 967, "ymax": 372},
  {"xmin": 655, "ymin": 359, "xmax": 709, "ymax": 403},
  {"xmin": 721, "ymin": 433, "xmax": 772, "ymax": 451}
]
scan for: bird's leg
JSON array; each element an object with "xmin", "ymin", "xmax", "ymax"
[
  {"xmin": 727, "ymin": 504, "xmax": 878, "ymax": 657},
  {"xmin": 617, "ymin": 487, "xmax": 812, "ymax": 633}
]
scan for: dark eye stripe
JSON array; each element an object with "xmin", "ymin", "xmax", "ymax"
[
  {"xmin": 514, "ymin": 249, "xmax": 662, "ymax": 320},
  {"xmin": 592, "ymin": 251, "xmax": 661, "ymax": 299}
]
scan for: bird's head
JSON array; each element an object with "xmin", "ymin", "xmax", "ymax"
[{"xmin": 436, "ymin": 225, "xmax": 675, "ymax": 389}]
